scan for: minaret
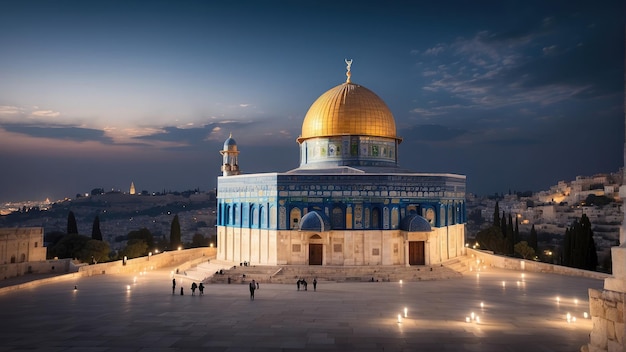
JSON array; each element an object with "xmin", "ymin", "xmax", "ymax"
[
  {"xmin": 129, "ymin": 181, "xmax": 136, "ymax": 195},
  {"xmin": 220, "ymin": 133, "xmax": 240, "ymax": 176}
]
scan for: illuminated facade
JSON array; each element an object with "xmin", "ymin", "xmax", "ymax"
[
  {"xmin": 216, "ymin": 62, "xmax": 466, "ymax": 266},
  {"xmin": 0, "ymin": 227, "xmax": 46, "ymax": 265}
]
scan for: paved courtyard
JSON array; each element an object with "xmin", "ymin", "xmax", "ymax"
[{"xmin": 0, "ymin": 266, "xmax": 603, "ymax": 351}]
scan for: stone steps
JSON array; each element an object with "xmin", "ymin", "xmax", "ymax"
[{"xmin": 206, "ymin": 261, "xmax": 463, "ymax": 284}]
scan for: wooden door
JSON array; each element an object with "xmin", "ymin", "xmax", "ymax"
[
  {"xmin": 309, "ymin": 244, "xmax": 323, "ymax": 265},
  {"xmin": 409, "ymin": 241, "xmax": 425, "ymax": 265}
]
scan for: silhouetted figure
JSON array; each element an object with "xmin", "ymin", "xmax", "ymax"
[
  {"xmin": 180, "ymin": 287, "xmax": 184, "ymax": 295},
  {"xmin": 191, "ymin": 282, "xmax": 197, "ymax": 296},
  {"xmin": 199, "ymin": 283, "xmax": 204, "ymax": 295},
  {"xmin": 313, "ymin": 278, "xmax": 317, "ymax": 291},
  {"xmin": 303, "ymin": 279, "xmax": 308, "ymax": 291},
  {"xmin": 297, "ymin": 279, "xmax": 300, "ymax": 291},
  {"xmin": 249, "ymin": 280, "xmax": 256, "ymax": 300},
  {"xmin": 172, "ymin": 278, "xmax": 176, "ymax": 294}
]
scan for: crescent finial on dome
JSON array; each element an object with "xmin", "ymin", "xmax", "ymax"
[{"xmin": 345, "ymin": 58, "xmax": 352, "ymax": 83}]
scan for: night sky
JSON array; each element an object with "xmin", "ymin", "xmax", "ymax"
[{"xmin": 0, "ymin": 1, "xmax": 623, "ymax": 203}]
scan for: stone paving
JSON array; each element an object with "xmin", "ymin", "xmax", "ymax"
[{"xmin": 0, "ymin": 266, "xmax": 603, "ymax": 351}]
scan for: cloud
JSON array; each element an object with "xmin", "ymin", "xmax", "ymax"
[
  {"xmin": 31, "ymin": 110, "xmax": 61, "ymax": 118},
  {"xmin": 424, "ymin": 43, "xmax": 446, "ymax": 56},
  {"xmin": 0, "ymin": 105, "xmax": 23, "ymax": 116},
  {"xmin": 1, "ymin": 123, "xmax": 115, "ymax": 144}
]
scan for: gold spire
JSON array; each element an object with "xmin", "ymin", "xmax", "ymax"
[{"xmin": 345, "ymin": 58, "xmax": 352, "ymax": 83}]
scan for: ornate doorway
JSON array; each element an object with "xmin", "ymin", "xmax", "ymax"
[
  {"xmin": 408, "ymin": 241, "xmax": 425, "ymax": 265},
  {"xmin": 309, "ymin": 244, "xmax": 323, "ymax": 265}
]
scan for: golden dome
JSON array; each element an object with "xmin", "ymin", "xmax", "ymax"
[{"xmin": 298, "ymin": 82, "xmax": 399, "ymax": 143}]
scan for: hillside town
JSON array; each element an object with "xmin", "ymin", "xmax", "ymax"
[{"xmin": 466, "ymin": 169, "xmax": 622, "ymax": 267}]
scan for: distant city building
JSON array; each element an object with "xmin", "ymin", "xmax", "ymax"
[
  {"xmin": 0, "ymin": 227, "xmax": 46, "ymax": 265},
  {"xmin": 216, "ymin": 62, "xmax": 467, "ymax": 266}
]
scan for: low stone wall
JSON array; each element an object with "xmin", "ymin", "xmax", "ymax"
[
  {"xmin": 586, "ymin": 288, "xmax": 626, "ymax": 352},
  {"xmin": 466, "ymin": 248, "xmax": 610, "ymax": 280},
  {"xmin": 0, "ymin": 258, "xmax": 72, "ymax": 280},
  {"xmin": 77, "ymin": 247, "xmax": 216, "ymax": 277},
  {"xmin": 0, "ymin": 247, "xmax": 216, "ymax": 294}
]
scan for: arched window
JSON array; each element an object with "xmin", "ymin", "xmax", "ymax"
[
  {"xmin": 269, "ymin": 206, "xmax": 277, "ymax": 229},
  {"xmin": 225, "ymin": 205, "xmax": 231, "ymax": 225},
  {"xmin": 332, "ymin": 206, "xmax": 344, "ymax": 229},
  {"xmin": 20, "ymin": 253, "xmax": 26, "ymax": 263},
  {"xmin": 290, "ymin": 208, "xmax": 302, "ymax": 229},
  {"xmin": 260, "ymin": 206, "xmax": 267, "ymax": 228},
  {"xmin": 391, "ymin": 208, "xmax": 399, "ymax": 229},
  {"xmin": 251, "ymin": 206, "xmax": 258, "ymax": 228},
  {"xmin": 10, "ymin": 255, "xmax": 16, "ymax": 264},
  {"xmin": 371, "ymin": 207, "xmax": 381, "ymax": 229}
]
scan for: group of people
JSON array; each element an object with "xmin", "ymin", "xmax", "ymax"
[
  {"xmin": 296, "ymin": 278, "xmax": 317, "ymax": 291},
  {"xmin": 172, "ymin": 278, "xmax": 204, "ymax": 296}
]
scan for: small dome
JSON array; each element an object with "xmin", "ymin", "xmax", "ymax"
[
  {"xmin": 299, "ymin": 211, "xmax": 331, "ymax": 232},
  {"xmin": 298, "ymin": 82, "xmax": 399, "ymax": 143},
  {"xmin": 223, "ymin": 134, "xmax": 238, "ymax": 151},
  {"xmin": 400, "ymin": 214, "xmax": 432, "ymax": 232}
]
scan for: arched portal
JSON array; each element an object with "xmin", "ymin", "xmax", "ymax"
[{"xmin": 309, "ymin": 234, "xmax": 323, "ymax": 265}]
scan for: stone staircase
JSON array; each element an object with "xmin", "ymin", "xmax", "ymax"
[{"xmin": 204, "ymin": 257, "xmax": 473, "ymax": 285}]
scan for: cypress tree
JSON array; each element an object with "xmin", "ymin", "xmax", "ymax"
[
  {"xmin": 501, "ymin": 211, "xmax": 507, "ymax": 238},
  {"xmin": 170, "ymin": 214, "xmax": 181, "ymax": 249},
  {"xmin": 507, "ymin": 213, "xmax": 515, "ymax": 255},
  {"xmin": 92, "ymin": 215, "xmax": 103, "ymax": 241},
  {"xmin": 563, "ymin": 227, "xmax": 572, "ymax": 266},
  {"xmin": 515, "ymin": 215, "xmax": 520, "ymax": 242},
  {"xmin": 67, "ymin": 211, "xmax": 78, "ymax": 234},
  {"xmin": 529, "ymin": 224, "xmax": 538, "ymax": 252},
  {"xmin": 493, "ymin": 201, "xmax": 500, "ymax": 227}
]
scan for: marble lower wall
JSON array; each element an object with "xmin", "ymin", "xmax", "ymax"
[{"xmin": 217, "ymin": 224, "xmax": 466, "ymax": 266}]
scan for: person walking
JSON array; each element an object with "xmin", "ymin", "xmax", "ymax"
[
  {"xmin": 198, "ymin": 283, "xmax": 204, "ymax": 295},
  {"xmin": 313, "ymin": 278, "xmax": 317, "ymax": 291},
  {"xmin": 191, "ymin": 282, "xmax": 197, "ymax": 296},
  {"xmin": 297, "ymin": 279, "xmax": 300, "ymax": 291},
  {"xmin": 249, "ymin": 280, "xmax": 256, "ymax": 300},
  {"xmin": 172, "ymin": 278, "xmax": 176, "ymax": 295}
]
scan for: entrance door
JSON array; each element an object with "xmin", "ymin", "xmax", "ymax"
[
  {"xmin": 408, "ymin": 241, "xmax": 425, "ymax": 265},
  {"xmin": 309, "ymin": 244, "xmax": 323, "ymax": 265}
]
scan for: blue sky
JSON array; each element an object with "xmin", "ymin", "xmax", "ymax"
[{"xmin": 0, "ymin": 0, "xmax": 623, "ymax": 202}]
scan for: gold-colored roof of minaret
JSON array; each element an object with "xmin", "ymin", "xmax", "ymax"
[{"xmin": 298, "ymin": 59, "xmax": 399, "ymax": 143}]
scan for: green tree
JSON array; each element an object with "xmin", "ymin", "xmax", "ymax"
[
  {"xmin": 190, "ymin": 233, "xmax": 208, "ymax": 248},
  {"xmin": 49, "ymin": 234, "xmax": 88, "ymax": 259},
  {"xmin": 80, "ymin": 239, "xmax": 110, "ymax": 263},
  {"xmin": 475, "ymin": 226, "xmax": 506, "ymax": 254},
  {"xmin": 128, "ymin": 228, "xmax": 154, "ymax": 249},
  {"xmin": 563, "ymin": 214, "xmax": 598, "ymax": 271},
  {"xmin": 493, "ymin": 201, "xmax": 500, "ymax": 227},
  {"xmin": 91, "ymin": 215, "xmax": 103, "ymax": 241},
  {"xmin": 67, "ymin": 211, "xmax": 78, "ymax": 234},
  {"xmin": 500, "ymin": 211, "xmax": 507, "ymax": 239},
  {"xmin": 514, "ymin": 241, "xmax": 536, "ymax": 259},
  {"xmin": 120, "ymin": 239, "xmax": 149, "ymax": 259},
  {"xmin": 170, "ymin": 214, "xmax": 182, "ymax": 249},
  {"xmin": 528, "ymin": 224, "xmax": 538, "ymax": 253},
  {"xmin": 507, "ymin": 213, "xmax": 515, "ymax": 256}
]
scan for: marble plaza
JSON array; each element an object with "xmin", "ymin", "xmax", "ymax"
[{"xmin": 0, "ymin": 266, "xmax": 602, "ymax": 351}]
